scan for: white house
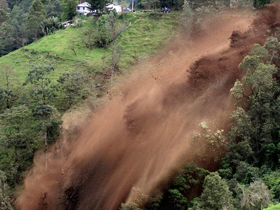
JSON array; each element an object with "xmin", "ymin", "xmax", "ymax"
[
  {"xmin": 77, "ymin": 2, "xmax": 92, "ymax": 15},
  {"xmin": 106, "ymin": 4, "xmax": 122, "ymax": 13}
]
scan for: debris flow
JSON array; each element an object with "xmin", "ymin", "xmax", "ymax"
[{"xmin": 17, "ymin": 4, "xmax": 280, "ymax": 210}]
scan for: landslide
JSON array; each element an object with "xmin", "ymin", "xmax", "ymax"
[{"xmin": 16, "ymin": 3, "xmax": 280, "ymax": 210}]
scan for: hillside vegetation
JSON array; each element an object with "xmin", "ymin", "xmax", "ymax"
[
  {"xmin": 0, "ymin": 13, "xmax": 179, "ymax": 82},
  {"xmin": 2, "ymin": 0, "xmax": 280, "ymax": 209},
  {"xmin": 0, "ymin": 12, "xmax": 180, "ymax": 205},
  {"xmin": 265, "ymin": 204, "xmax": 280, "ymax": 210}
]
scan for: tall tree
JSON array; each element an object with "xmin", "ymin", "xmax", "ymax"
[
  {"xmin": 254, "ymin": 0, "xmax": 270, "ymax": 8},
  {"xmin": 47, "ymin": 0, "xmax": 62, "ymax": 18},
  {"xmin": 0, "ymin": 21, "xmax": 14, "ymax": 55},
  {"xmin": 27, "ymin": 0, "xmax": 46, "ymax": 41},
  {"xmin": 57, "ymin": 71, "xmax": 90, "ymax": 109},
  {"xmin": 0, "ymin": 4, "xmax": 31, "ymax": 56},
  {"xmin": 0, "ymin": 0, "xmax": 9, "ymax": 25},
  {"xmin": 199, "ymin": 172, "xmax": 232, "ymax": 210},
  {"xmin": 18, "ymin": 0, "xmax": 34, "ymax": 13},
  {"xmin": 107, "ymin": 11, "xmax": 128, "ymax": 73},
  {"xmin": 238, "ymin": 181, "xmax": 271, "ymax": 210},
  {"xmin": 0, "ymin": 6, "xmax": 29, "ymax": 55},
  {"xmin": 24, "ymin": 64, "xmax": 55, "ymax": 105},
  {"xmin": 0, "ymin": 170, "xmax": 13, "ymax": 210},
  {"xmin": 168, "ymin": 189, "xmax": 187, "ymax": 210},
  {"xmin": 33, "ymin": 105, "xmax": 61, "ymax": 170},
  {"xmin": 0, "ymin": 65, "xmax": 18, "ymax": 111},
  {"xmin": 139, "ymin": 0, "xmax": 159, "ymax": 9},
  {"xmin": 94, "ymin": 13, "xmax": 113, "ymax": 47},
  {"xmin": 9, "ymin": 6, "xmax": 29, "ymax": 47},
  {"xmin": 60, "ymin": 0, "xmax": 77, "ymax": 21},
  {"xmin": 230, "ymin": 38, "xmax": 280, "ymax": 167},
  {"xmin": 0, "ymin": 105, "xmax": 38, "ymax": 187},
  {"xmin": 88, "ymin": 0, "xmax": 111, "ymax": 15},
  {"xmin": 24, "ymin": 64, "xmax": 61, "ymax": 170}
]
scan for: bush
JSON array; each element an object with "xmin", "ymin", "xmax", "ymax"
[{"xmin": 94, "ymin": 14, "xmax": 115, "ymax": 47}]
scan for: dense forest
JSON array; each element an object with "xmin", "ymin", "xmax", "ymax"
[{"xmin": 1, "ymin": 0, "xmax": 280, "ymax": 209}]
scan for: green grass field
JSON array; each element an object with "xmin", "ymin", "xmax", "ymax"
[{"xmin": 0, "ymin": 12, "xmax": 180, "ymax": 83}]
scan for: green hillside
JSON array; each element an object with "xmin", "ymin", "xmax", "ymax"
[
  {"xmin": 265, "ymin": 204, "xmax": 280, "ymax": 210},
  {"xmin": 0, "ymin": 12, "xmax": 181, "ymax": 198},
  {"xmin": 2, "ymin": 0, "xmax": 280, "ymax": 208},
  {"xmin": 0, "ymin": 13, "xmax": 179, "ymax": 82}
]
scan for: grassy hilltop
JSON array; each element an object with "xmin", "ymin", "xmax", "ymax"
[{"xmin": 0, "ymin": 12, "xmax": 179, "ymax": 83}]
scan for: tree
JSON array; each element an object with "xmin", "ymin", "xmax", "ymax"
[
  {"xmin": 188, "ymin": 197, "xmax": 201, "ymax": 210},
  {"xmin": 0, "ymin": 170, "xmax": 13, "ymax": 210},
  {"xmin": 229, "ymin": 107, "xmax": 254, "ymax": 144},
  {"xmin": 60, "ymin": 0, "xmax": 77, "ymax": 21},
  {"xmin": 191, "ymin": 120, "xmax": 227, "ymax": 163},
  {"xmin": 27, "ymin": 0, "xmax": 46, "ymax": 41},
  {"xmin": 223, "ymin": 37, "xmax": 280, "ymax": 210},
  {"xmin": 249, "ymin": 181, "xmax": 271, "ymax": 209},
  {"xmin": 229, "ymin": 142, "xmax": 253, "ymax": 166},
  {"xmin": 139, "ymin": 0, "xmax": 159, "ymax": 9},
  {"xmin": 199, "ymin": 172, "xmax": 232, "ymax": 210},
  {"xmin": 181, "ymin": 0, "xmax": 194, "ymax": 32},
  {"xmin": 0, "ymin": 65, "xmax": 18, "ymax": 111},
  {"xmin": 165, "ymin": 163, "xmax": 209, "ymax": 210},
  {"xmin": 107, "ymin": 11, "xmax": 128, "ymax": 73},
  {"xmin": 0, "ymin": 0, "xmax": 9, "ymax": 25},
  {"xmin": 0, "ymin": 5, "xmax": 29, "ymax": 56},
  {"xmin": 159, "ymin": 0, "xmax": 184, "ymax": 9},
  {"xmin": 24, "ymin": 64, "xmax": 60, "ymax": 170},
  {"xmin": 263, "ymin": 171, "xmax": 280, "ymax": 203},
  {"xmin": 57, "ymin": 71, "xmax": 90, "ymax": 109},
  {"xmin": 9, "ymin": 6, "xmax": 29, "ymax": 47},
  {"xmin": 88, "ymin": 0, "xmax": 111, "ymax": 15},
  {"xmin": 168, "ymin": 189, "xmax": 187, "ymax": 210},
  {"xmin": 40, "ymin": 16, "xmax": 61, "ymax": 36},
  {"xmin": 33, "ymin": 105, "xmax": 61, "ymax": 170},
  {"xmin": 254, "ymin": 0, "xmax": 270, "ymax": 8},
  {"xmin": 18, "ymin": 0, "xmax": 34, "ymax": 13},
  {"xmin": 230, "ymin": 38, "xmax": 280, "ymax": 167},
  {"xmin": 0, "ymin": 22, "xmax": 15, "ymax": 55},
  {"xmin": 94, "ymin": 11, "xmax": 129, "ymax": 97},
  {"xmin": 95, "ymin": 14, "xmax": 113, "ymax": 47},
  {"xmin": 0, "ymin": 105, "xmax": 38, "ymax": 187},
  {"xmin": 238, "ymin": 184, "xmax": 253, "ymax": 210},
  {"xmin": 95, "ymin": 11, "xmax": 128, "ymax": 48},
  {"xmin": 172, "ymin": 175, "xmax": 190, "ymax": 193},
  {"xmin": 238, "ymin": 181, "xmax": 271, "ymax": 210},
  {"xmin": 145, "ymin": 193, "xmax": 163, "ymax": 210},
  {"xmin": 47, "ymin": 0, "xmax": 62, "ymax": 18},
  {"xmin": 24, "ymin": 64, "xmax": 55, "ymax": 105}
]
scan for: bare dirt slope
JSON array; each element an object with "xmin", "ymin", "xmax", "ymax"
[{"xmin": 16, "ymin": 4, "xmax": 280, "ymax": 210}]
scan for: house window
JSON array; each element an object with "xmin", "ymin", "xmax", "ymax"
[
  {"xmin": 83, "ymin": 7, "xmax": 85, "ymax": 10},
  {"xmin": 77, "ymin": 6, "xmax": 80, "ymax": 10}
]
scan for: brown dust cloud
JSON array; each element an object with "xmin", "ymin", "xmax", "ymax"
[{"xmin": 16, "ymin": 3, "xmax": 280, "ymax": 210}]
